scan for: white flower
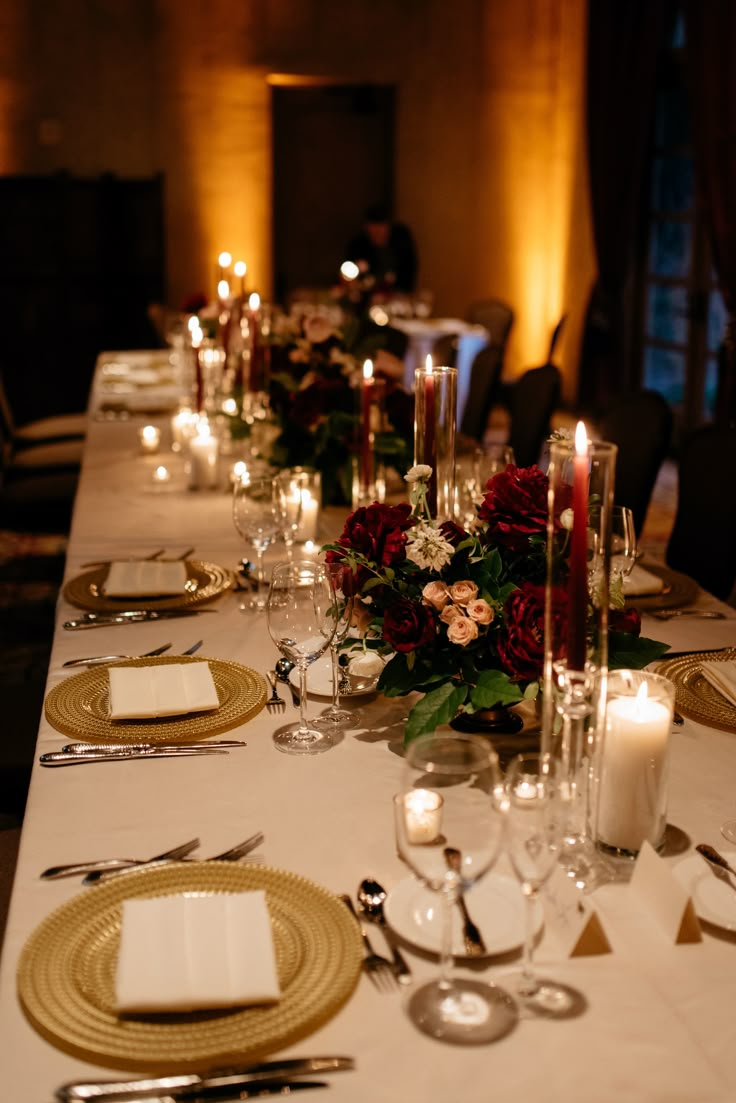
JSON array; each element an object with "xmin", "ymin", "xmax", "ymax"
[
  {"xmin": 405, "ymin": 522, "xmax": 454, "ymax": 571},
  {"xmin": 560, "ymin": 507, "xmax": 574, "ymax": 531},
  {"xmin": 348, "ymin": 652, "xmax": 385, "ymax": 677},
  {"xmin": 404, "ymin": 464, "xmax": 432, "ymax": 484},
  {"xmin": 548, "ymin": 427, "xmax": 574, "ymax": 443}
]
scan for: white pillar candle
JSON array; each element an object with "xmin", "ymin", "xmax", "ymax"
[
  {"xmin": 171, "ymin": 408, "xmax": 196, "ymax": 452},
  {"xmin": 597, "ymin": 681, "xmax": 672, "ymax": 854},
  {"xmin": 295, "ymin": 489, "xmax": 319, "ymax": 542},
  {"xmin": 403, "ymin": 789, "xmax": 443, "ymax": 845},
  {"xmin": 188, "ymin": 421, "xmax": 219, "ymax": 490},
  {"xmin": 139, "ymin": 425, "xmax": 161, "ymax": 454}
]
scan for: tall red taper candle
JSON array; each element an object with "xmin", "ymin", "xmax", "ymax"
[
  {"xmin": 422, "ymin": 357, "xmax": 437, "ymax": 514},
  {"xmin": 361, "ymin": 359, "xmax": 374, "ymax": 488},
  {"xmin": 567, "ymin": 421, "xmax": 589, "ymax": 670}
]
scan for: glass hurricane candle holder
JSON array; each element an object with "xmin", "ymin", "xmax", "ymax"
[
  {"xmin": 352, "ymin": 362, "xmax": 386, "ymax": 508},
  {"xmin": 541, "ymin": 427, "xmax": 617, "ymax": 889},
  {"xmin": 414, "ymin": 361, "xmax": 456, "ymax": 520}
]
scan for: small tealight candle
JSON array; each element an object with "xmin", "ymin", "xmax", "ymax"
[
  {"xmin": 295, "ymin": 489, "xmax": 319, "ymax": 542},
  {"xmin": 139, "ymin": 425, "xmax": 161, "ymax": 454},
  {"xmin": 222, "ymin": 397, "xmax": 238, "ymax": 416},
  {"xmin": 302, "ymin": 540, "xmax": 318, "ymax": 558},
  {"xmin": 152, "ymin": 464, "xmax": 171, "ymax": 486},
  {"xmin": 403, "ymin": 789, "xmax": 443, "ymax": 845}
]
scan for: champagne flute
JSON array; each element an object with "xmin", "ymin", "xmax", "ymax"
[
  {"xmin": 503, "ymin": 753, "xmax": 585, "ymax": 1017},
  {"xmin": 266, "ymin": 560, "xmax": 338, "ymax": 755},
  {"xmin": 394, "ymin": 733, "xmax": 517, "ymax": 1044},
  {"xmin": 232, "ymin": 474, "xmax": 283, "ymax": 611},
  {"xmin": 313, "ymin": 561, "xmax": 355, "ymax": 727}
]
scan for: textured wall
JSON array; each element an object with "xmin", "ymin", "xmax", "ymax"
[{"xmin": 0, "ymin": 0, "xmax": 594, "ymax": 397}]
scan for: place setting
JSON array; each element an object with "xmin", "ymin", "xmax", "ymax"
[{"xmin": 654, "ymin": 647, "xmax": 736, "ymax": 734}]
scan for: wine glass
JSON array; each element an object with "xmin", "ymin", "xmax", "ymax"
[
  {"xmin": 473, "ymin": 443, "xmax": 515, "ymax": 494},
  {"xmin": 503, "ymin": 753, "xmax": 585, "ymax": 1017},
  {"xmin": 266, "ymin": 560, "xmax": 339, "ymax": 755},
  {"xmin": 313, "ymin": 561, "xmax": 355, "ymax": 727},
  {"xmin": 232, "ymin": 475, "xmax": 283, "ymax": 611},
  {"xmin": 393, "ymin": 733, "xmax": 517, "ymax": 1044},
  {"xmin": 721, "ymin": 819, "xmax": 736, "ymax": 843},
  {"xmin": 610, "ymin": 504, "xmax": 638, "ymax": 580}
]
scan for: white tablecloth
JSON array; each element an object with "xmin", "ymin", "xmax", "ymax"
[{"xmin": 1, "ymin": 353, "xmax": 736, "ymax": 1102}]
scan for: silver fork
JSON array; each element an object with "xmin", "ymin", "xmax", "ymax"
[
  {"xmin": 82, "ymin": 831, "xmax": 264, "ymax": 884},
  {"xmin": 340, "ymin": 895, "xmax": 398, "ymax": 992},
  {"xmin": 41, "ymin": 837, "xmax": 201, "ymax": 880},
  {"xmin": 266, "ymin": 671, "xmax": 286, "ymax": 713}
]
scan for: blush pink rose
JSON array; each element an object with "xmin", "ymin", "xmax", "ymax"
[
  {"xmin": 449, "ymin": 580, "xmax": 479, "ymax": 605},
  {"xmin": 422, "ymin": 581, "xmax": 450, "ymax": 610},
  {"xmin": 304, "ymin": 315, "xmax": 334, "ymax": 344},
  {"xmin": 440, "ymin": 604, "xmax": 464, "ymax": 625},
  {"xmin": 466, "ymin": 598, "xmax": 494, "ymax": 624},
  {"xmin": 447, "ymin": 616, "xmax": 479, "ymax": 646}
]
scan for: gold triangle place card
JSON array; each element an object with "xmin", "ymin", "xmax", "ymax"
[
  {"xmin": 629, "ymin": 840, "xmax": 702, "ymax": 944},
  {"xmin": 544, "ymin": 867, "xmax": 612, "ymax": 957}
]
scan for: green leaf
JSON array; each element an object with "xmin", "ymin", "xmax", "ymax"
[
  {"xmin": 377, "ymin": 654, "xmax": 413, "ymax": 697},
  {"xmin": 469, "ymin": 669, "xmax": 524, "ymax": 709},
  {"xmin": 404, "ymin": 682, "xmax": 467, "ymax": 744},
  {"xmin": 608, "ymin": 632, "xmax": 671, "ymax": 670}
]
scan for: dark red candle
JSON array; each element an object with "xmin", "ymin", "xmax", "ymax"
[
  {"xmin": 361, "ymin": 360, "xmax": 374, "ymax": 488},
  {"xmin": 422, "ymin": 360, "xmax": 437, "ymax": 515},
  {"xmin": 567, "ymin": 421, "xmax": 590, "ymax": 670}
]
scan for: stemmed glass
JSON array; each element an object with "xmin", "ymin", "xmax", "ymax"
[
  {"xmin": 232, "ymin": 475, "xmax": 283, "ymax": 611},
  {"xmin": 503, "ymin": 753, "xmax": 585, "ymax": 1017},
  {"xmin": 610, "ymin": 505, "xmax": 638, "ymax": 580},
  {"xmin": 313, "ymin": 561, "xmax": 355, "ymax": 727},
  {"xmin": 721, "ymin": 820, "xmax": 736, "ymax": 843},
  {"xmin": 393, "ymin": 733, "xmax": 517, "ymax": 1044},
  {"xmin": 266, "ymin": 561, "xmax": 339, "ymax": 755}
]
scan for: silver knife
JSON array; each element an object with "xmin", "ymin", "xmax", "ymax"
[
  {"xmin": 61, "ymin": 741, "xmax": 246, "ymax": 754},
  {"xmin": 63, "ymin": 643, "xmax": 173, "ymax": 667},
  {"xmin": 64, "ymin": 610, "xmax": 217, "ymax": 630},
  {"xmin": 40, "ymin": 748, "xmax": 229, "ymax": 766},
  {"xmin": 56, "ymin": 1057, "xmax": 353, "ymax": 1100}
]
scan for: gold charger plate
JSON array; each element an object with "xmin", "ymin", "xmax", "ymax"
[
  {"xmin": 656, "ymin": 648, "xmax": 736, "ymax": 734},
  {"xmin": 44, "ymin": 656, "xmax": 266, "ymax": 743},
  {"xmin": 625, "ymin": 561, "xmax": 698, "ymax": 612},
  {"xmin": 17, "ymin": 862, "xmax": 362, "ymax": 1070},
  {"xmin": 63, "ymin": 560, "xmax": 233, "ymax": 613}
]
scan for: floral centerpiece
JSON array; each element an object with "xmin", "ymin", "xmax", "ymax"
[
  {"xmin": 266, "ymin": 308, "xmax": 412, "ymax": 505},
  {"xmin": 325, "ymin": 464, "xmax": 668, "ymax": 744}
]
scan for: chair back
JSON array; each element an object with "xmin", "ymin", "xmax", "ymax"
[
  {"xmin": 666, "ymin": 425, "xmax": 736, "ymax": 600},
  {"xmin": 0, "ymin": 370, "xmax": 16, "ymax": 439},
  {"xmin": 466, "ymin": 299, "xmax": 514, "ymax": 349},
  {"xmin": 507, "ymin": 363, "xmax": 561, "ymax": 467},
  {"xmin": 598, "ymin": 390, "xmax": 673, "ymax": 535},
  {"xmin": 432, "ymin": 333, "xmax": 458, "ymax": 368},
  {"xmin": 460, "ymin": 344, "xmax": 504, "ymax": 442}
]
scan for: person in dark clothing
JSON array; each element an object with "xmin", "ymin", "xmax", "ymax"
[{"xmin": 345, "ymin": 202, "xmax": 418, "ymax": 293}]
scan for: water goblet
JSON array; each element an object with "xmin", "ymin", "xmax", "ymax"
[
  {"xmin": 312, "ymin": 561, "xmax": 355, "ymax": 727},
  {"xmin": 232, "ymin": 474, "xmax": 283, "ymax": 611},
  {"xmin": 503, "ymin": 753, "xmax": 585, "ymax": 1017},
  {"xmin": 394, "ymin": 733, "xmax": 517, "ymax": 1044},
  {"xmin": 266, "ymin": 560, "xmax": 339, "ymax": 755}
]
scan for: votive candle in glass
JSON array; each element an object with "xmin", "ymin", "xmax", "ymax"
[{"xmin": 139, "ymin": 425, "xmax": 161, "ymax": 454}]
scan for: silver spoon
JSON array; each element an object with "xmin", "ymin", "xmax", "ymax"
[
  {"xmin": 653, "ymin": 609, "xmax": 727, "ymax": 621},
  {"xmin": 696, "ymin": 843, "xmax": 736, "ymax": 883},
  {"xmin": 357, "ymin": 878, "xmax": 412, "ymax": 984}
]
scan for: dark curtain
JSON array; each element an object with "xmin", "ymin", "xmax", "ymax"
[
  {"xmin": 579, "ymin": 1, "xmax": 665, "ymax": 412},
  {"xmin": 685, "ymin": 2, "xmax": 736, "ymax": 427}
]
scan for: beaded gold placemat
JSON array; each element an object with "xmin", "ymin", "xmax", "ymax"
[
  {"xmin": 44, "ymin": 656, "xmax": 266, "ymax": 743},
  {"xmin": 18, "ymin": 862, "xmax": 362, "ymax": 1070},
  {"xmin": 63, "ymin": 560, "xmax": 233, "ymax": 613},
  {"xmin": 626, "ymin": 561, "xmax": 698, "ymax": 611},
  {"xmin": 656, "ymin": 648, "xmax": 736, "ymax": 734}
]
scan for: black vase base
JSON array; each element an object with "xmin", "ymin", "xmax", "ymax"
[{"xmin": 450, "ymin": 708, "xmax": 525, "ymax": 735}]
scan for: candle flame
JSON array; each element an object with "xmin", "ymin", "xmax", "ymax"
[
  {"xmin": 218, "ymin": 251, "xmax": 232, "ymax": 267},
  {"xmin": 363, "ymin": 359, "xmax": 374, "ymax": 381},
  {"xmin": 425, "ymin": 354, "xmax": 433, "ymax": 372},
  {"xmin": 191, "ymin": 326, "xmax": 203, "ymax": 348},
  {"xmin": 187, "ymin": 315, "xmax": 198, "ymax": 332},
  {"xmin": 233, "ymin": 260, "xmax": 246, "ymax": 277},
  {"xmin": 217, "ymin": 279, "xmax": 230, "ymax": 300},
  {"xmin": 249, "ymin": 292, "xmax": 260, "ymax": 311},
  {"xmin": 635, "ymin": 681, "xmax": 649, "ymax": 712},
  {"xmin": 340, "ymin": 260, "xmax": 359, "ymax": 280},
  {"xmin": 574, "ymin": 421, "xmax": 588, "ymax": 456}
]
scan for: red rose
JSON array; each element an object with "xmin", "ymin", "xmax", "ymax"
[
  {"xmin": 477, "ymin": 465, "xmax": 551, "ymax": 552},
  {"xmin": 609, "ymin": 607, "xmax": 641, "ymax": 637},
  {"xmin": 327, "ymin": 502, "xmax": 414, "ymax": 592},
  {"xmin": 438, "ymin": 519, "xmax": 466, "ymax": 547},
  {"xmin": 497, "ymin": 582, "xmax": 568, "ymax": 682},
  {"xmin": 382, "ymin": 598, "xmax": 437, "ymax": 653}
]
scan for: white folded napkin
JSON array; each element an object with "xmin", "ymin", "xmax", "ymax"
[
  {"xmin": 108, "ymin": 663, "xmax": 219, "ymax": 719},
  {"xmin": 104, "ymin": 560, "xmax": 188, "ymax": 597},
  {"xmin": 623, "ymin": 565, "xmax": 665, "ymax": 597},
  {"xmin": 700, "ymin": 661, "xmax": 736, "ymax": 709},
  {"xmin": 115, "ymin": 890, "xmax": 281, "ymax": 1013}
]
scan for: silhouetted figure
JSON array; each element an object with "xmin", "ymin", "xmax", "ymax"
[{"xmin": 346, "ymin": 203, "xmax": 418, "ymax": 293}]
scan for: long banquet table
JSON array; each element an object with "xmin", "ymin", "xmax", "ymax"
[{"xmin": 1, "ymin": 352, "xmax": 736, "ymax": 1102}]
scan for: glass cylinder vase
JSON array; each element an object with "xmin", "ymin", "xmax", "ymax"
[
  {"xmin": 413, "ymin": 362, "xmax": 457, "ymax": 520},
  {"xmin": 541, "ymin": 429, "xmax": 617, "ymax": 888},
  {"xmin": 352, "ymin": 362, "xmax": 386, "ymax": 508}
]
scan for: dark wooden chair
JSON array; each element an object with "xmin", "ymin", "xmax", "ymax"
[
  {"xmin": 466, "ymin": 299, "xmax": 514, "ymax": 350},
  {"xmin": 598, "ymin": 389, "xmax": 673, "ymax": 536},
  {"xmin": 666, "ymin": 425, "xmax": 736, "ymax": 601},
  {"xmin": 460, "ymin": 344, "xmax": 505, "ymax": 442},
  {"xmin": 507, "ymin": 363, "xmax": 561, "ymax": 467}
]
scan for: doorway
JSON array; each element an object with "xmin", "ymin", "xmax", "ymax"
[{"xmin": 271, "ymin": 82, "xmax": 395, "ymax": 304}]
